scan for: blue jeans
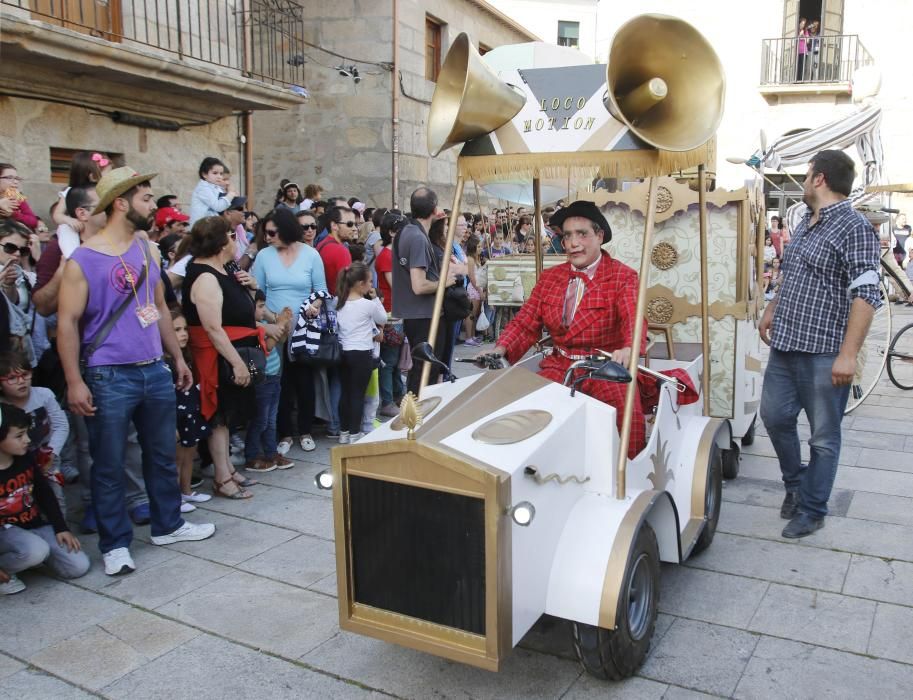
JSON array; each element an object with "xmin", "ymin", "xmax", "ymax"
[
  {"xmin": 760, "ymin": 349, "xmax": 850, "ymax": 518},
  {"xmin": 0, "ymin": 524, "xmax": 90, "ymax": 579},
  {"xmin": 378, "ymin": 343, "xmax": 404, "ymax": 406},
  {"xmin": 84, "ymin": 362, "xmax": 183, "ymax": 553},
  {"xmin": 245, "ymin": 374, "xmax": 281, "ymax": 459},
  {"xmin": 327, "ymin": 367, "xmax": 341, "ymax": 433}
]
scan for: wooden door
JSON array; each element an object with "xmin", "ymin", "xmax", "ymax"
[{"xmin": 30, "ymin": 0, "xmax": 122, "ymax": 41}]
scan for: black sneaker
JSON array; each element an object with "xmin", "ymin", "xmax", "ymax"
[
  {"xmin": 190, "ymin": 474, "xmax": 204, "ymax": 489},
  {"xmin": 782, "ymin": 512, "xmax": 824, "ymax": 538},
  {"xmin": 780, "ymin": 491, "xmax": 799, "ymax": 520}
]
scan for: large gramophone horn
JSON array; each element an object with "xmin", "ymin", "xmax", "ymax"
[
  {"xmin": 427, "ymin": 33, "xmax": 526, "ymax": 157},
  {"xmin": 605, "ymin": 14, "xmax": 725, "ymax": 152}
]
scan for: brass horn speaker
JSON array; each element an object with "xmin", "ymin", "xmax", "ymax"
[
  {"xmin": 427, "ymin": 33, "xmax": 526, "ymax": 157},
  {"xmin": 605, "ymin": 14, "xmax": 725, "ymax": 152}
]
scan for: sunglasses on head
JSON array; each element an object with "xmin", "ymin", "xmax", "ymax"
[{"xmin": 2, "ymin": 243, "xmax": 29, "ymax": 256}]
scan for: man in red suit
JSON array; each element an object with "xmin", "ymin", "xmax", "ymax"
[{"xmin": 479, "ymin": 200, "xmax": 647, "ymax": 457}]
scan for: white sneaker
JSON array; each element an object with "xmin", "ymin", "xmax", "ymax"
[
  {"xmin": 349, "ymin": 432, "xmax": 364, "ymax": 443},
  {"xmin": 277, "ymin": 439, "xmax": 292, "ymax": 455},
  {"xmin": 182, "ymin": 491, "xmax": 212, "ymax": 503},
  {"xmin": 180, "ymin": 502, "xmax": 196, "ymax": 513},
  {"xmin": 338, "ymin": 431, "xmax": 350, "ymax": 444},
  {"xmin": 103, "ymin": 547, "xmax": 136, "ymax": 576},
  {"xmin": 299, "ymin": 435, "xmax": 317, "ymax": 452},
  {"xmin": 151, "ymin": 521, "xmax": 216, "ymax": 546},
  {"xmin": 229, "ymin": 452, "xmax": 246, "ymax": 467},
  {"xmin": 0, "ymin": 574, "xmax": 26, "ymax": 595}
]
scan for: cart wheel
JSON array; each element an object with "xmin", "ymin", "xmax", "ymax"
[
  {"xmin": 740, "ymin": 415, "xmax": 756, "ymax": 447},
  {"xmin": 886, "ymin": 322, "xmax": 913, "ymax": 390},
  {"xmin": 693, "ymin": 444, "xmax": 723, "ymax": 554},
  {"xmin": 571, "ymin": 524, "xmax": 660, "ymax": 680},
  {"xmin": 722, "ymin": 445, "xmax": 740, "ymax": 480}
]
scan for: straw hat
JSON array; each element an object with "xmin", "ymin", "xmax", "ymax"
[{"xmin": 92, "ymin": 166, "xmax": 157, "ymax": 215}]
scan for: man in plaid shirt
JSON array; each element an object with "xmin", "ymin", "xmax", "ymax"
[
  {"xmin": 759, "ymin": 150, "xmax": 881, "ymax": 539},
  {"xmin": 480, "ymin": 201, "xmax": 647, "ymax": 458}
]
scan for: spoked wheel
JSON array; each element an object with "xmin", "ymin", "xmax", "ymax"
[
  {"xmin": 887, "ymin": 322, "xmax": 913, "ymax": 390},
  {"xmin": 693, "ymin": 444, "xmax": 723, "ymax": 553},
  {"xmin": 846, "ymin": 279, "xmax": 892, "ymax": 414},
  {"xmin": 571, "ymin": 525, "xmax": 660, "ymax": 680}
]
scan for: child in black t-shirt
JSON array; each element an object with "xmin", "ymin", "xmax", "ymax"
[{"xmin": 0, "ymin": 404, "xmax": 89, "ymax": 595}]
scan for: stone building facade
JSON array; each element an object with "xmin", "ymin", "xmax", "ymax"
[
  {"xmin": 251, "ymin": 0, "xmax": 537, "ymax": 213},
  {"xmin": 0, "ymin": 0, "xmax": 305, "ymax": 219}
]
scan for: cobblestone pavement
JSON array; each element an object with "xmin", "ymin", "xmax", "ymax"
[{"xmin": 5, "ymin": 322, "xmax": 913, "ymax": 699}]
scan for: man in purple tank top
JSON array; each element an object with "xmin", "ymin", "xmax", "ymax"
[{"xmin": 57, "ymin": 167, "xmax": 216, "ymax": 576}]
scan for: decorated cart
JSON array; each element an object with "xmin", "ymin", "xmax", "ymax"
[{"xmin": 320, "ymin": 15, "xmax": 763, "ymax": 680}]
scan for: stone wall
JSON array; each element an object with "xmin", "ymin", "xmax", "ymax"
[
  {"xmin": 251, "ymin": 0, "xmax": 534, "ymax": 213},
  {"xmin": 0, "ymin": 96, "xmax": 238, "ymax": 220}
]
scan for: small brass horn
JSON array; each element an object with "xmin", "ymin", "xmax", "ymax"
[
  {"xmin": 605, "ymin": 14, "xmax": 725, "ymax": 152},
  {"xmin": 427, "ymin": 33, "xmax": 526, "ymax": 157}
]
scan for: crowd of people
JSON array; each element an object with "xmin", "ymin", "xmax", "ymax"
[{"xmin": 0, "ymin": 152, "xmax": 576, "ymax": 595}]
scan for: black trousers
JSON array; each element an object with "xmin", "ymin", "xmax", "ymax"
[
  {"xmin": 339, "ymin": 349, "xmax": 374, "ymax": 434},
  {"xmin": 403, "ymin": 317, "xmax": 453, "ymax": 396},
  {"xmin": 277, "ymin": 352, "xmax": 316, "ymax": 438}
]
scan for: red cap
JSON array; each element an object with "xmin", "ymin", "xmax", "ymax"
[{"xmin": 155, "ymin": 207, "xmax": 189, "ymax": 229}]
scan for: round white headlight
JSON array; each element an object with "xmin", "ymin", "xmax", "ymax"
[
  {"xmin": 509, "ymin": 501, "xmax": 535, "ymax": 526},
  {"xmin": 315, "ymin": 470, "xmax": 334, "ymax": 490}
]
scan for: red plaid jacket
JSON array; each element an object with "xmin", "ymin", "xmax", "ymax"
[{"xmin": 497, "ymin": 251, "xmax": 647, "ymax": 457}]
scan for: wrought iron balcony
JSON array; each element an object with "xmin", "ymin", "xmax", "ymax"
[
  {"xmin": 0, "ymin": 0, "xmax": 308, "ymax": 88},
  {"xmin": 760, "ymin": 34, "xmax": 873, "ymax": 90}
]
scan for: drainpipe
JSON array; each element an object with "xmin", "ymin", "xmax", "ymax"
[
  {"xmin": 392, "ymin": 0, "xmax": 400, "ymax": 208},
  {"xmin": 243, "ymin": 111, "xmax": 254, "ymax": 204},
  {"xmin": 240, "ymin": 0, "xmax": 254, "ymax": 203}
]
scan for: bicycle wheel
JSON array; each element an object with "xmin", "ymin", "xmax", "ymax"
[
  {"xmin": 887, "ymin": 322, "xmax": 913, "ymax": 390},
  {"xmin": 845, "ymin": 280, "xmax": 892, "ymax": 414}
]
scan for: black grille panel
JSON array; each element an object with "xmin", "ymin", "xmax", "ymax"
[{"xmin": 349, "ymin": 476, "xmax": 486, "ymax": 635}]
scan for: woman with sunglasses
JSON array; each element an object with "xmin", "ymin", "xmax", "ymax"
[
  {"xmin": 296, "ymin": 210, "xmax": 319, "ymax": 246},
  {"xmin": 0, "ymin": 220, "xmax": 38, "ymax": 365},
  {"xmin": 252, "ymin": 208, "xmax": 328, "ymax": 456}
]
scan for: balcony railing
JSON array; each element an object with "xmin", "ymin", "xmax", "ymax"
[
  {"xmin": 760, "ymin": 34, "xmax": 873, "ymax": 87},
  {"xmin": 1, "ymin": 0, "xmax": 308, "ymax": 88}
]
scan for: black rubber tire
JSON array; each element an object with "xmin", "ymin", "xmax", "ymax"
[
  {"xmin": 887, "ymin": 322, "xmax": 913, "ymax": 390},
  {"xmin": 693, "ymin": 444, "xmax": 723, "ymax": 554},
  {"xmin": 571, "ymin": 524, "xmax": 660, "ymax": 680},
  {"xmin": 740, "ymin": 415, "xmax": 756, "ymax": 447},
  {"xmin": 722, "ymin": 445, "xmax": 740, "ymax": 480}
]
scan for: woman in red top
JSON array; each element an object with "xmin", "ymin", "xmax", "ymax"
[{"xmin": 376, "ymin": 210, "xmax": 407, "ymax": 417}]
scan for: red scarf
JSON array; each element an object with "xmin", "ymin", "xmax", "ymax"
[{"xmin": 189, "ymin": 325, "xmax": 267, "ymax": 420}]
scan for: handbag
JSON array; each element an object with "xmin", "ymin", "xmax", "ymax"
[
  {"xmin": 399, "ymin": 336, "xmax": 413, "ymax": 371},
  {"xmin": 291, "ymin": 306, "xmax": 342, "ymax": 367},
  {"xmin": 218, "ymin": 345, "xmax": 266, "ymax": 386},
  {"xmin": 443, "ymin": 282, "xmax": 472, "ymax": 322}
]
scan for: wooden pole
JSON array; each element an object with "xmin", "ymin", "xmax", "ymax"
[
  {"xmin": 533, "ymin": 177, "xmax": 543, "ymax": 281},
  {"xmin": 698, "ymin": 165, "xmax": 711, "ymax": 417},
  {"xmin": 616, "ymin": 177, "xmax": 658, "ymax": 499},
  {"xmin": 419, "ymin": 175, "xmax": 465, "ymax": 395}
]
